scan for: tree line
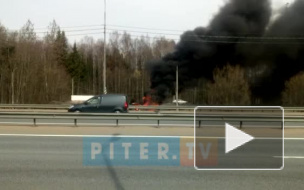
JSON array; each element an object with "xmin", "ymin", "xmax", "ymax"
[
  {"xmin": 0, "ymin": 20, "xmax": 301, "ymax": 106},
  {"xmin": 0, "ymin": 20, "xmax": 175, "ymax": 104}
]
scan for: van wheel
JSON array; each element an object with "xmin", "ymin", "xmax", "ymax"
[
  {"xmin": 75, "ymin": 110, "xmax": 80, "ymax": 113},
  {"xmin": 115, "ymin": 110, "xmax": 121, "ymax": 114}
]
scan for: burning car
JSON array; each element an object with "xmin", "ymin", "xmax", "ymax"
[{"xmin": 131, "ymin": 91, "xmax": 159, "ymax": 111}]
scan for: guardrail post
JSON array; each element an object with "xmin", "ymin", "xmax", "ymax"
[
  {"xmin": 116, "ymin": 119, "xmax": 119, "ymax": 126},
  {"xmin": 240, "ymin": 121, "xmax": 243, "ymax": 129},
  {"xmin": 33, "ymin": 118, "xmax": 36, "ymax": 126},
  {"xmin": 74, "ymin": 119, "xmax": 77, "ymax": 127},
  {"xmin": 198, "ymin": 120, "xmax": 201, "ymax": 128},
  {"xmin": 157, "ymin": 120, "xmax": 160, "ymax": 127}
]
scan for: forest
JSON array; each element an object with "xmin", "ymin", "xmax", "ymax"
[
  {"xmin": 0, "ymin": 20, "xmax": 177, "ymax": 104},
  {"xmin": 0, "ymin": 19, "xmax": 303, "ymax": 106}
]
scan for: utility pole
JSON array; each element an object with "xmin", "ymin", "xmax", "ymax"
[
  {"xmin": 135, "ymin": 39, "xmax": 139, "ymax": 100},
  {"xmin": 103, "ymin": 0, "xmax": 107, "ymax": 94},
  {"xmin": 7, "ymin": 44, "xmax": 14, "ymax": 104},
  {"xmin": 135, "ymin": 39, "xmax": 138, "ymax": 71},
  {"xmin": 175, "ymin": 65, "xmax": 179, "ymax": 109},
  {"xmin": 71, "ymin": 78, "xmax": 74, "ymax": 95}
]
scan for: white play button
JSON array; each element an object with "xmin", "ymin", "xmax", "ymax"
[{"xmin": 225, "ymin": 123, "xmax": 255, "ymax": 154}]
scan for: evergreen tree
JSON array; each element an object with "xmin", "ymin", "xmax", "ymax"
[
  {"xmin": 54, "ymin": 30, "xmax": 68, "ymax": 67},
  {"xmin": 67, "ymin": 43, "xmax": 88, "ymax": 94}
]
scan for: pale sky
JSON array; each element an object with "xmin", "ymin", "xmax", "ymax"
[{"xmin": 0, "ymin": 0, "xmax": 292, "ymax": 43}]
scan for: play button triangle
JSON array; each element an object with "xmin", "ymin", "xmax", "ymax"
[{"xmin": 225, "ymin": 123, "xmax": 255, "ymax": 154}]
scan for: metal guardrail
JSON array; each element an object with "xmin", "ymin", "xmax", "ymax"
[
  {"xmin": 0, "ymin": 112, "xmax": 297, "ymax": 128},
  {"xmin": 0, "ymin": 104, "xmax": 69, "ymax": 109},
  {"xmin": 0, "ymin": 105, "xmax": 301, "ymax": 128}
]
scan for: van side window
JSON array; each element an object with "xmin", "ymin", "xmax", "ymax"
[
  {"xmin": 102, "ymin": 96, "xmax": 124, "ymax": 104},
  {"xmin": 87, "ymin": 97, "xmax": 100, "ymax": 105}
]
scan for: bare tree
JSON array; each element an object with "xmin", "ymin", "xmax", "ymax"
[
  {"xmin": 206, "ymin": 65, "xmax": 251, "ymax": 105},
  {"xmin": 282, "ymin": 72, "xmax": 304, "ymax": 106},
  {"xmin": 152, "ymin": 37, "xmax": 175, "ymax": 58}
]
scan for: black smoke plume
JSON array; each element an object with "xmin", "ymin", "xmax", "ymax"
[{"xmin": 149, "ymin": 0, "xmax": 304, "ymax": 104}]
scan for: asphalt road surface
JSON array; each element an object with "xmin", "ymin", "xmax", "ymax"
[{"xmin": 0, "ymin": 133, "xmax": 303, "ymax": 190}]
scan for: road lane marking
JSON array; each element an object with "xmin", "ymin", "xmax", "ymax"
[
  {"xmin": 0, "ymin": 122, "xmax": 194, "ymax": 127},
  {"xmin": 0, "ymin": 134, "xmax": 184, "ymax": 138},
  {"xmin": 0, "ymin": 133, "xmax": 303, "ymax": 140},
  {"xmin": 283, "ymin": 138, "xmax": 304, "ymax": 140},
  {"xmin": 274, "ymin": 156, "xmax": 304, "ymax": 159}
]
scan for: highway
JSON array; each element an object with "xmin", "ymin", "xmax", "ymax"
[
  {"xmin": 0, "ymin": 109, "xmax": 302, "ymax": 189},
  {"xmin": 0, "ymin": 126, "xmax": 303, "ymax": 190}
]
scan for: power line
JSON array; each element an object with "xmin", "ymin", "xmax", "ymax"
[
  {"xmin": 34, "ymin": 23, "xmax": 185, "ymax": 32},
  {"xmin": 66, "ymin": 32, "xmax": 178, "ymax": 40},
  {"xmin": 9, "ymin": 21, "xmax": 304, "ymax": 40},
  {"xmin": 7, "ymin": 24, "xmax": 304, "ymax": 45},
  {"xmin": 17, "ymin": 25, "xmax": 304, "ymax": 41},
  {"xmin": 65, "ymin": 31, "xmax": 304, "ymax": 45},
  {"xmin": 105, "ymin": 28, "xmax": 304, "ymax": 40},
  {"xmin": 179, "ymin": 39, "xmax": 304, "ymax": 45},
  {"xmin": 107, "ymin": 24, "xmax": 185, "ymax": 32},
  {"xmin": 20, "ymin": 26, "xmax": 181, "ymax": 36},
  {"xmin": 9, "ymin": 20, "xmax": 304, "ymax": 41},
  {"xmin": 20, "ymin": 28, "xmax": 104, "ymax": 34},
  {"xmin": 3, "ymin": 32, "xmax": 304, "ymax": 45},
  {"xmin": 34, "ymin": 24, "xmax": 104, "ymax": 31},
  {"xmin": 66, "ymin": 32, "xmax": 105, "ymax": 37},
  {"xmin": 106, "ymin": 28, "xmax": 181, "ymax": 37}
]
